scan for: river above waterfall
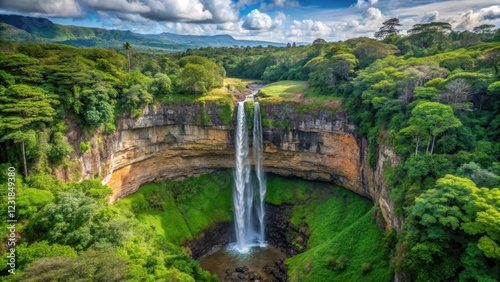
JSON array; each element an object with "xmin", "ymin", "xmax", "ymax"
[{"xmin": 199, "ymin": 244, "xmax": 287, "ymax": 281}]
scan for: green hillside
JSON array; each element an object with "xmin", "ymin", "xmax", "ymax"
[{"xmin": 0, "ymin": 14, "xmax": 285, "ymax": 51}]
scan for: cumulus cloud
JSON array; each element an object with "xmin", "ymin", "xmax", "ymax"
[
  {"xmin": 234, "ymin": 0, "xmax": 258, "ymax": 9},
  {"xmin": 260, "ymin": 0, "xmax": 299, "ymax": 10},
  {"xmin": 287, "ymin": 19, "xmax": 332, "ymax": 40},
  {"xmin": 173, "ymin": 23, "xmax": 207, "ymax": 35},
  {"xmin": 0, "ymin": 0, "xmax": 82, "ymax": 17},
  {"xmin": 361, "ymin": 7, "xmax": 385, "ymax": 31},
  {"xmin": 115, "ymin": 12, "xmax": 152, "ymax": 25},
  {"xmin": 480, "ymin": 5, "xmax": 500, "ymax": 20},
  {"xmin": 83, "ymin": 0, "xmax": 149, "ymax": 13},
  {"xmin": 455, "ymin": 5, "xmax": 500, "ymax": 30},
  {"xmin": 0, "ymin": 0, "xmax": 239, "ymax": 23},
  {"xmin": 354, "ymin": 0, "xmax": 378, "ymax": 9},
  {"xmin": 142, "ymin": 0, "xmax": 238, "ymax": 23},
  {"xmin": 421, "ymin": 11, "xmax": 439, "ymax": 23},
  {"xmin": 242, "ymin": 9, "xmax": 273, "ymax": 30}
]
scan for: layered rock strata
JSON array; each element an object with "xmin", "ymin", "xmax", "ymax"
[{"xmin": 58, "ymin": 101, "xmax": 400, "ymax": 230}]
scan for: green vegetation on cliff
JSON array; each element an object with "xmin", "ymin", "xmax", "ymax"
[
  {"xmin": 0, "ymin": 16, "xmax": 499, "ymax": 282},
  {"xmin": 118, "ymin": 172, "xmax": 233, "ymax": 245},
  {"xmin": 266, "ymin": 175, "xmax": 391, "ymax": 281}
]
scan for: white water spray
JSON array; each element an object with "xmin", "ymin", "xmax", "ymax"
[
  {"xmin": 232, "ymin": 90, "xmax": 267, "ymax": 253},
  {"xmin": 233, "ymin": 101, "xmax": 252, "ymax": 253},
  {"xmin": 253, "ymin": 102, "xmax": 266, "ymax": 245}
]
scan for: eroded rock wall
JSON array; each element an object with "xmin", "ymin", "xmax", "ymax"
[{"xmin": 57, "ymin": 101, "xmax": 401, "ymax": 230}]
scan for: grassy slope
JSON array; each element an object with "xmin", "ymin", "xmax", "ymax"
[
  {"xmin": 265, "ymin": 175, "xmax": 391, "ymax": 282},
  {"xmin": 168, "ymin": 77, "xmax": 261, "ymax": 103},
  {"xmin": 117, "ymin": 171, "xmax": 233, "ymax": 245},
  {"xmin": 119, "ymin": 172, "xmax": 390, "ymax": 281},
  {"xmin": 259, "ymin": 80, "xmax": 309, "ymax": 101},
  {"xmin": 258, "ymin": 80, "xmax": 342, "ymax": 105}
]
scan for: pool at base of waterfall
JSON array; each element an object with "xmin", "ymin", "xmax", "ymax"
[{"xmin": 199, "ymin": 244, "xmax": 287, "ymax": 281}]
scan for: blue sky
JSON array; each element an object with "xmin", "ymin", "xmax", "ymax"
[{"xmin": 0, "ymin": 0, "xmax": 499, "ymax": 43}]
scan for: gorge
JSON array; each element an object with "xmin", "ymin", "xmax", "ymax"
[{"xmin": 57, "ymin": 95, "xmax": 401, "ymax": 232}]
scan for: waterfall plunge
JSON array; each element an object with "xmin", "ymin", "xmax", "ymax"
[
  {"xmin": 232, "ymin": 96, "xmax": 266, "ymax": 253},
  {"xmin": 254, "ymin": 102, "xmax": 266, "ymax": 245}
]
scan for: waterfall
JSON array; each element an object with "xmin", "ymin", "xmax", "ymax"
[
  {"xmin": 253, "ymin": 102, "xmax": 266, "ymax": 245},
  {"xmin": 233, "ymin": 101, "xmax": 252, "ymax": 253},
  {"xmin": 232, "ymin": 91, "xmax": 267, "ymax": 253}
]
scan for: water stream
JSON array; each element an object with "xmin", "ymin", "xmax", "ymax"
[
  {"xmin": 253, "ymin": 101, "xmax": 266, "ymax": 245},
  {"xmin": 231, "ymin": 87, "xmax": 266, "ymax": 253}
]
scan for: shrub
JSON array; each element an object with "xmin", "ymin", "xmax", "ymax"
[
  {"xmin": 362, "ymin": 263, "xmax": 372, "ymax": 275},
  {"xmin": 80, "ymin": 141, "xmax": 91, "ymax": 152},
  {"xmin": 326, "ymin": 255, "xmax": 347, "ymax": 272},
  {"xmin": 305, "ymin": 260, "xmax": 312, "ymax": 274}
]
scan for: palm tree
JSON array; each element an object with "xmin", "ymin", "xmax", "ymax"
[{"xmin": 123, "ymin": 42, "xmax": 132, "ymax": 71}]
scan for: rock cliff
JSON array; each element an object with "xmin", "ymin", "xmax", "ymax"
[{"xmin": 57, "ymin": 101, "xmax": 401, "ymax": 230}]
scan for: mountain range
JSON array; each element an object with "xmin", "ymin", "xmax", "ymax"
[{"xmin": 0, "ymin": 14, "xmax": 286, "ymax": 51}]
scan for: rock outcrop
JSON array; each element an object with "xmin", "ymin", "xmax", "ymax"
[{"xmin": 57, "ymin": 101, "xmax": 401, "ymax": 230}]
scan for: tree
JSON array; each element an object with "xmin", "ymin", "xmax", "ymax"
[
  {"xmin": 352, "ymin": 39, "xmax": 398, "ymax": 68},
  {"xmin": 123, "ymin": 42, "xmax": 132, "ymax": 72},
  {"xmin": 480, "ymin": 46, "xmax": 500, "ymax": 74},
  {"xmin": 312, "ymin": 38, "xmax": 327, "ymax": 45},
  {"xmin": 17, "ymin": 188, "xmax": 54, "ymax": 219},
  {"xmin": 457, "ymin": 30, "xmax": 480, "ymax": 47},
  {"xmin": 0, "ymin": 84, "xmax": 56, "ymax": 177},
  {"xmin": 178, "ymin": 63, "xmax": 210, "ymax": 94},
  {"xmin": 407, "ymin": 101, "xmax": 461, "ymax": 154},
  {"xmin": 178, "ymin": 55, "xmax": 224, "ymax": 89},
  {"xmin": 80, "ymin": 85, "xmax": 116, "ymax": 127},
  {"xmin": 473, "ymin": 24, "xmax": 495, "ymax": 34},
  {"xmin": 437, "ymin": 78, "xmax": 472, "ymax": 111},
  {"xmin": 408, "ymin": 22, "xmax": 452, "ymax": 50},
  {"xmin": 403, "ymin": 175, "xmax": 500, "ymax": 281},
  {"xmin": 15, "ymin": 250, "xmax": 129, "ymax": 282},
  {"xmin": 149, "ymin": 73, "xmax": 172, "ymax": 99},
  {"xmin": 16, "ymin": 241, "xmax": 77, "ymax": 270},
  {"xmin": 456, "ymin": 162, "xmax": 500, "ymax": 188},
  {"xmin": 399, "ymin": 124, "xmax": 430, "ymax": 156},
  {"xmin": 375, "ymin": 18, "xmax": 402, "ymax": 40}
]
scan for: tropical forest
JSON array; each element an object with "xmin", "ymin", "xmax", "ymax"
[{"xmin": 0, "ymin": 2, "xmax": 499, "ymax": 282}]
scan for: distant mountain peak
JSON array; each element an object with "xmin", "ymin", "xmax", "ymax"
[
  {"xmin": 0, "ymin": 14, "xmax": 285, "ymax": 50},
  {"xmin": 0, "ymin": 14, "xmax": 54, "ymax": 32}
]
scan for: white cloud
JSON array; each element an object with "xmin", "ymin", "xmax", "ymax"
[
  {"xmin": 260, "ymin": 0, "xmax": 299, "ymax": 10},
  {"xmin": 354, "ymin": 0, "xmax": 378, "ymax": 9},
  {"xmin": 83, "ymin": 0, "xmax": 149, "ymax": 13},
  {"xmin": 242, "ymin": 9, "xmax": 273, "ymax": 30},
  {"xmin": 199, "ymin": 0, "xmax": 240, "ymax": 23},
  {"xmin": 142, "ymin": 0, "xmax": 237, "ymax": 23},
  {"xmin": 173, "ymin": 23, "xmax": 206, "ymax": 35},
  {"xmin": 0, "ymin": 0, "xmax": 82, "ymax": 17},
  {"xmin": 0, "ymin": 0, "xmax": 239, "ymax": 24},
  {"xmin": 234, "ymin": 0, "xmax": 259, "ymax": 9},
  {"xmin": 115, "ymin": 12, "xmax": 153, "ymax": 25},
  {"xmin": 2, "ymin": 0, "xmax": 500, "ymax": 43},
  {"xmin": 287, "ymin": 19, "xmax": 332, "ymax": 40},
  {"xmin": 361, "ymin": 7, "xmax": 385, "ymax": 31},
  {"xmin": 455, "ymin": 5, "xmax": 500, "ymax": 30},
  {"xmin": 481, "ymin": 5, "xmax": 500, "ymax": 20},
  {"xmin": 421, "ymin": 11, "xmax": 439, "ymax": 23}
]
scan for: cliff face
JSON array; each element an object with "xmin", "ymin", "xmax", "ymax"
[{"xmin": 58, "ymin": 101, "xmax": 400, "ymax": 230}]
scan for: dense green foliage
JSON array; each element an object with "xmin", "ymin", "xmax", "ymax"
[
  {"xmin": 0, "ymin": 172, "xmax": 231, "ymax": 280},
  {"xmin": 265, "ymin": 175, "xmax": 391, "ymax": 281},
  {"xmin": 400, "ymin": 175, "xmax": 500, "ymax": 281},
  {"xmin": 0, "ymin": 18, "xmax": 499, "ymax": 282},
  {"xmin": 0, "ymin": 15, "xmax": 284, "ymax": 51}
]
